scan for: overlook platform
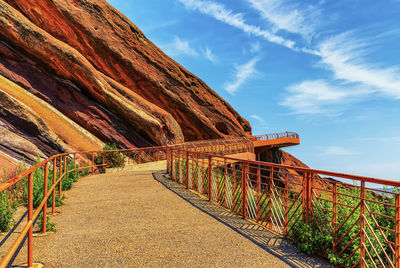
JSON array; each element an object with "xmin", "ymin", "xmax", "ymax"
[
  {"xmin": 252, "ymin": 132, "xmax": 300, "ymax": 149},
  {"xmin": 252, "ymin": 132, "xmax": 300, "ymax": 159},
  {"xmin": 2, "ymin": 164, "xmax": 331, "ymax": 267}
]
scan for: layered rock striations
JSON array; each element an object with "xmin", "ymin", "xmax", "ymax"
[
  {"xmin": 0, "ymin": 0, "xmax": 251, "ymax": 176},
  {"xmin": 0, "ymin": 0, "xmax": 310, "ymax": 186}
]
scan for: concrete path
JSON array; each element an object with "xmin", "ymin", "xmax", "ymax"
[{"xmin": 5, "ymin": 165, "xmax": 333, "ymax": 267}]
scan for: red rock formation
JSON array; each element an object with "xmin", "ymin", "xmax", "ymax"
[
  {"xmin": 0, "ymin": 0, "xmax": 251, "ymax": 176},
  {"xmin": 259, "ymin": 148, "xmax": 337, "ymax": 191}
]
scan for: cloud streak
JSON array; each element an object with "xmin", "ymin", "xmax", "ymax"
[
  {"xmin": 279, "ymin": 80, "xmax": 370, "ymax": 115},
  {"xmin": 323, "ymin": 146, "xmax": 359, "ymax": 156},
  {"xmin": 201, "ymin": 47, "xmax": 217, "ymax": 62},
  {"xmin": 318, "ymin": 32, "xmax": 400, "ymax": 99},
  {"xmin": 250, "ymin": 114, "xmax": 265, "ymax": 123},
  {"xmin": 178, "ymin": 0, "xmax": 298, "ymax": 50},
  {"xmin": 247, "ymin": 0, "xmax": 321, "ymax": 41},
  {"xmin": 163, "ymin": 36, "xmax": 198, "ymax": 57},
  {"xmin": 178, "ymin": 0, "xmax": 400, "ymax": 116},
  {"xmin": 224, "ymin": 57, "xmax": 259, "ymax": 95},
  {"xmin": 162, "ymin": 36, "xmax": 218, "ymax": 63}
]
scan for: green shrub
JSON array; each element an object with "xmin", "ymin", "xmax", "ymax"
[
  {"xmin": 289, "ymin": 185, "xmax": 395, "ymax": 267},
  {"xmin": 36, "ymin": 212, "xmax": 56, "ymax": 232},
  {"xmin": 95, "ymin": 143, "xmax": 125, "ymax": 169},
  {"xmin": 62, "ymin": 163, "xmax": 79, "ymax": 191},
  {"xmin": 23, "ymin": 155, "xmax": 77, "ymax": 208},
  {"xmin": 0, "ymin": 191, "xmax": 14, "ymax": 232}
]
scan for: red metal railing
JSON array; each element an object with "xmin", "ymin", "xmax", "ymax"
[
  {"xmin": 173, "ymin": 136, "xmax": 254, "ymax": 155},
  {"xmin": 0, "ymin": 147, "xmax": 169, "ymax": 268},
  {"xmin": 4, "ymin": 131, "xmax": 397, "ymax": 268},
  {"xmin": 251, "ymin": 131, "xmax": 299, "ymax": 141},
  {"xmin": 168, "ymin": 148, "xmax": 400, "ymax": 268},
  {"xmin": 0, "ymin": 140, "xmax": 251, "ymax": 268}
]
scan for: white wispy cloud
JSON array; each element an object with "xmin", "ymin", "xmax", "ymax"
[
  {"xmin": 177, "ymin": 0, "xmax": 298, "ymax": 50},
  {"xmin": 201, "ymin": 47, "xmax": 217, "ymax": 62},
  {"xmin": 249, "ymin": 41, "xmax": 261, "ymax": 53},
  {"xmin": 247, "ymin": 0, "xmax": 321, "ymax": 41},
  {"xmin": 279, "ymin": 80, "xmax": 369, "ymax": 115},
  {"xmin": 162, "ymin": 36, "xmax": 218, "ymax": 63},
  {"xmin": 318, "ymin": 32, "xmax": 400, "ymax": 99},
  {"xmin": 323, "ymin": 146, "xmax": 359, "ymax": 156},
  {"xmin": 250, "ymin": 114, "xmax": 265, "ymax": 123},
  {"xmin": 142, "ymin": 20, "xmax": 178, "ymax": 33},
  {"xmin": 224, "ymin": 57, "xmax": 259, "ymax": 95},
  {"xmin": 178, "ymin": 0, "xmax": 400, "ymax": 116},
  {"xmin": 351, "ymin": 136, "xmax": 400, "ymax": 144},
  {"xmin": 163, "ymin": 36, "xmax": 199, "ymax": 57}
]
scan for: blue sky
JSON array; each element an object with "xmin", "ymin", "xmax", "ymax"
[{"xmin": 108, "ymin": 0, "xmax": 400, "ymax": 181}]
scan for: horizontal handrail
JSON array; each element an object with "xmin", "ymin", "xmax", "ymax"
[
  {"xmin": 2, "ymin": 131, "xmax": 398, "ymax": 268},
  {"xmin": 251, "ymin": 131, "xmax": 299, "ymax": 141},
  {"xmin": 168, "ymin": 147, "xmax": 400, "ymax": 267}
]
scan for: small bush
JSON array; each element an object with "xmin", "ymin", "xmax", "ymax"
[
  {"xmin": 95, "ymin": 143, "xmax": 125, "ymax": 169},
  {"xmin": 0, "ymin": 191, "xmax": 14, "ymax": 232},
  {"xmin": 36, "ymin": 212, "xmax": 56, "ymax": 232},
  {"xmin": 62, "ymin": 163, "xmax": 79, "ymax": 191}
]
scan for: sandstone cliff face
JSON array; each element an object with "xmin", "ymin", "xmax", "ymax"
[{"xmin": 0, "ymin": 0, "xmax": 251, "ymax": 176}]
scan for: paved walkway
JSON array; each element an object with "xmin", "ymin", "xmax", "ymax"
[{"xmin": 4, "ymin": 164, "xmax": 333, "ymax": 267}]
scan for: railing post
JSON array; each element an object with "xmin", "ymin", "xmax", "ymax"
[
  {"xmin": 242, "ymin": 162, "xmax": 247, "ymax": 218},
  {"xmin": 208, "ymin": 156, "xmax": 212, "ymax": 201},
  {"xmin": 74, "ymin": 153, "xmax": 77, "ymax": 179},
  {"xmin": 360, "ymin": 181, "xmax": 366, "ymax": 268},
  {"xmin": 268, "ymin": 166, "xmax": 273, "ymax": 228},
  {"xmin": 169, "ymin": 149, "xmax": 173, "ymax": 177},
  {"xmin": 186, "ymin": 151, "xmax": 189, "ymax": 189},
  {"xmin": 333, "ymin": 182, "xmax": 338, "ymax": 255},
  {"xmin": 166, "ymin": 149, "xmax": 170, "ymax": 174},
  {"xmin": 302, "ymin": 171, "xmax": 309, "ymax": 223},
  {"xmin": 232, "ymin": 163, "xmax": 236, "ymax": 208},
  {"xmin": 396, "ymin": 194, "xmax": 400, "ymax": 268},
  {"xmin": 224, "ymin": 158, "xmax": 227, "ymax": 206},
  {"xmin": 284, "ymin": 173, "xmax": 289, "ymax": 236},
  {"xmin": 64, "ymin": 155, "xmax": 67, "ymax": 177},
  {"xmin": 52, "ymin": 158, "xmax": 56, "ymax": 214},
  {"xmin": 59, "ymin": 156, "xmax": 62, "ymax": 199},
  {"xmin": 91, "ymin": 152, "xmax": 95, "ymax": 175},
  {"xmin": 42, "ymin": 162, "xmax": 49, "ymax": 233},
  {"xmin": 256, "ymin": 165, "xmax": 261, "ymax": 221},
  {"xmin": 138, "ymin": 150, "xmax": 142, "ymax": 164},
  {"xmin": 27, "ymin": 172, "xmax": 33, "ymax": 268},
  {"xmin": 309, "ymin": 172, "xmax": 314, "ymax": 221},
  {"xmin": 175, "ymin": 151, "xmax": 179, "ymax": 182}
]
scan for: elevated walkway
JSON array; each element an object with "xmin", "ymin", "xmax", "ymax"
[
  {"xmin": 252, "ymin": 131, "xmax": 300, "ymax": 149},
  {"xmin": 2, "ymin": 165, "xmax": 331, "ymax": 267},
  {"xmin": 251, "ymin": 132, "xmax": 300, "ymax": 159}
]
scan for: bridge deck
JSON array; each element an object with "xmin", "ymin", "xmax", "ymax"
[
  {"xmin": 253, "ymin": 137, "xmax": 300, "ymax": 149},
  {"xmin": 3, "ymin": 164, "xmax": 331, "ymax": 267}
]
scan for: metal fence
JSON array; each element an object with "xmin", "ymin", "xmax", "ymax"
[
  {"xmin": 252, "ymin": 131, "xmax": 299, "ymax": 141},
  {"xmin": 0, "ymin": 139, "xmax": 252, "ymax": 268},
  {"xmin": 2, "ymin": 131, "xmax": 398, "ymax": 268},
  {"xmin": 168, "ymin": 148, "xmax": 400, "ymax": 268}
]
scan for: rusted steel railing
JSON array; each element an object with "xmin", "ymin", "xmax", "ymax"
[
  {"xmin": 0, "ymin": 140, "xmax": 252, "ymax": 268},
  {"xmin": 0, "ymin": 147, "xmax": 168, "ymax": 268},
  {"xmin": 168, "ymin": 148, "xmax": 400, "ymax": 268},
  {"xmin": 3, "ymin": 131, "xmax": 396, "ymax": 268},
  {"xmin": 175, "ymin": 136, "xmax": 254, "ymax": 155},
  {"xmin": 251, "ymin": 131, "xmax": 299, "ymax": 141}
]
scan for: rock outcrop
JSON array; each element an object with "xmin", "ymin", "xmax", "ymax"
[{"xmin": 0, "ymin": 0, "xmax": 251, "ymax": 177}]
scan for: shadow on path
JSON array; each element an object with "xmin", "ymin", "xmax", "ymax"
[{"xmin": 152, "ymin": 171, "xmax": 335, "ymax": 268}]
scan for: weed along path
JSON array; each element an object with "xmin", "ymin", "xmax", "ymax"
[{"xmin": 6, "ymin": 164, "xmax": 332, "ymax": 267}]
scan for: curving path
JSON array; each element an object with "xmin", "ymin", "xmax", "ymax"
[{"xmin": 7, "ymin": 163, "xmax": 333, "ymax": 267}]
